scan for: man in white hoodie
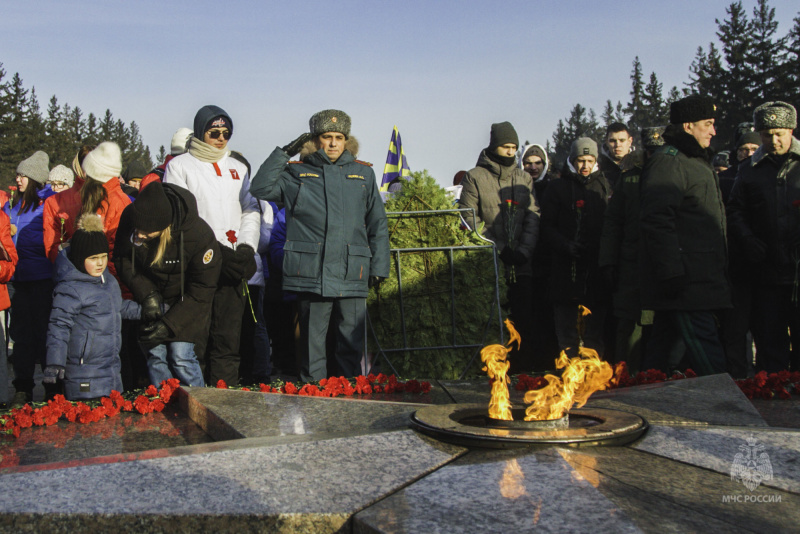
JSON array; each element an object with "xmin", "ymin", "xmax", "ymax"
[{"xmin": 164, "ymin": 105, "xmax": 260, "ymax": 386}]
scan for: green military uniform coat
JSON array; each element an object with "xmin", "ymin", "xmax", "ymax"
[{"xmin": 250, "ymin": 147, "xmax": 390, "ymax": 298}]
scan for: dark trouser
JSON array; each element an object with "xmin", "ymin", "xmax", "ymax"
[
  {"xmin": 643, "ymin": 310, "xmax": 725, "ymax": 376},
  {"xmin": 553, "ymin": 302, "xmax": 607, "ymax": 357},
  {"xmin": 239, "ymin": 285, "xmax": 272, "ymax": 383},
  {"xmin": 120, "ymin": 319, "xmax": 148, "ymax": 391},
  {"xmin": 10, "ymin": 280, "xmax": 54, "ymax": 395},
  {"xmin": 506, "ymin": 276, "xmax": 535, "ymax": 374},
  {"xmin": 718, "ymin": 276, "xmax": 754, "ymax": 379},
  {"xmin": 297, "ymin": 294, "xmax": 365, "ymax": 382},
  {"xmin": 530, "ymin": 276, "xmax": 559, "ymax": 372},
  {"xmin": 0, "ymin": 316, "xmax": 8, "ymax": 404},
  {"xmin": 614, "ymin": 317, "xmax": 648, "ymax": 373},
  {"xmin": 750, "ymin": 284, "xmax": 800, "ymax": 373},
  {"xmin": 206, "ymin": 283, "xmax": 246, "ymax": 385}
]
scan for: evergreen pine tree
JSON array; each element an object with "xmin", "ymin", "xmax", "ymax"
[
  {"xmin": 785, "ymin": 13, "xmax": 800, "ymax": 112},
  {"xmin": 716, "ymin": 1, "xmax": 754, "ymax": 145},
  {"xmin": 746, "ymin": 0, "xmax": 788, "ymax": 103},
  {"xmin": 156, "ymin": 145, "xmax": 167, "ymax": 166},
  {"xmin": 624, "ymin": 57, "xmax": 649, "ymax": 132},
  {"xmin": 642, "ymin": 72, "xmax": 667, "ymax": 126}
]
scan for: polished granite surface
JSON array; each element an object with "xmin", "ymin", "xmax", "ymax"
[
  {"xmin": 182, "ymin": 386, "xmax": 429, "ymax": 441},
  {"xmin": 1, "ymin": 373, "xmax": 798, "ymax": 532}
]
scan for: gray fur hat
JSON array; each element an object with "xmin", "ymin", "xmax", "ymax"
[
  {"xmin": 16, "ymin": 151, "xmax": 50, "ymax": 184},
  {"xmin": 569, "ymin": 137, "xmax": 598, "ymax": 162},
  {"xmin": 641, "ymin": 126, "xmax": 666, "ymax": 149},
  {"xmin": 309, "ymin": 109, "xmax": 351, "ymax": 138},
  {"xmin": 753, "ymin": 101, "xmax": 797, "ymax": 131}
]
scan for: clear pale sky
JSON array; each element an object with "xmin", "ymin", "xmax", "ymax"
[{"xmin": 2, "ymin": 0, "xmax": 797, "ymax": 187}]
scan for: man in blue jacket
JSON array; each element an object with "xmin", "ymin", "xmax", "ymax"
[{"xmin": 251, "ymin": 110, "xmax": 390, "ymax": 381}]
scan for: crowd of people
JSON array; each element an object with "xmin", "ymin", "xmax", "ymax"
[
  {"xmin": 460, "ymin": 96, "xmax": 799, "ymax": 381},
  {"xmin": 0, "ymin": 95, "xmax": 797, "ymax": 409},
  {"xmin": 0, "ymin": 105, "xmax": 389, "ymax": 408}
]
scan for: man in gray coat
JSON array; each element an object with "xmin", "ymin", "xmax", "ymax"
[
  {"xmin": 459, "ymin": 122, "xmax": 540, "ymax": 372},
  {"xmin": 250, "ymin": 110, "xmax": 390, "ymax": 382},
  {"xmin": 639, "ymin": 95, "xmax": 731, "ymax": 376}
]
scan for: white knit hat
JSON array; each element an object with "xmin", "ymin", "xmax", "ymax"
[
  {"xmin": 170, "ymin": 127, "xmax": 193, "ymax": 155},
  {"xmin": 82, "ymin": 142, "xmax": 122, "ymax": 183},
  {"xmin": 48, "ymin": 164, "xmax": 75, "ymax": 188}
]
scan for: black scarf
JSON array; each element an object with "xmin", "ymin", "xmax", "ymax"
[{"xmin": 663, "ymin": 124, "xmax": 715, "ymax": 162}]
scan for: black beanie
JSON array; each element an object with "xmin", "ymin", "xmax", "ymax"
[
  {"xmin": 132, "ymin": 182, "xmax": 172, "ymax": 233},
  {"xmin": 122, "ymin": 161, "xmax": 148, "ymax": 183},
  {"xmin": 68, "ymin": 214, "xmax": 109, "ymax": 273},
  {"xmin": 670, "ymin": 95, "xmax": 716, "ymax": 124},
  {"xmin": 489, "ymin": 122, "xmax": 519, "ymax": 150},
  {"xmin": 193, "ymin": 105, "xmax": 233, "ymax": 140}
]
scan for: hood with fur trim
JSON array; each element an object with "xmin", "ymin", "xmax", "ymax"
[{"xmin": 518, "ymin": 143, "xmax": 549, "ymax": 181}]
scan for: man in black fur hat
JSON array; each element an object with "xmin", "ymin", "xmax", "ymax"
[{"xmin": 639, "ymin": 95, "xmax": 731, "ymax": 376}]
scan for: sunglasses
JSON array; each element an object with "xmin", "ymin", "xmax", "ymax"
[{"xmin": 207, "ymin": 129, "xmax": 231, "ymax": 140}]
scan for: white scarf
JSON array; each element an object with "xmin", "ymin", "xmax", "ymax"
[{"xmin": 188, "ymin": 137, "xmax": 228, "ymax": 163}]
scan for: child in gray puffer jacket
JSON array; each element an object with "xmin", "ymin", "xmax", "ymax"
[{"xmin": 44, "ymin": 214, "xmax": 140, "ymax": 400}]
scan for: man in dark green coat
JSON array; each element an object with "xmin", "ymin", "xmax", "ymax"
[
  {"xmin": 639, "ymin": 95, "xmax": 731, "ymax": 376},
  {"xmin": 250, "ymin": 110, "xmax": 390, "ymax": 381}
]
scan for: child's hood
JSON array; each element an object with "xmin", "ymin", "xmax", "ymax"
[{"xmin": 54, "ymin": 247, "xmax": 107, "ymax": 285}]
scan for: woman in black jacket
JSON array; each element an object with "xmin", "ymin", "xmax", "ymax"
[{"xmin": 114, "ymin": 182, "xmax": 221, "ymax": 386}]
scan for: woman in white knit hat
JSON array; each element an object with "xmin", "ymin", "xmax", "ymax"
[{"xmin": 77, "ymin": 141, "xmax": 132, "ymax": 287}]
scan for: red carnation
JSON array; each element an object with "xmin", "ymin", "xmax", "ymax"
[
  {"xmin": 575, "ymin": 200, "xmax": 585, "ymax": 208},
  {"xmin": 145, "ymin": 385, "xmax": 159, "ymax": 397},
  {"xmin": 216, "ymin": 379, "xmax": 228, "ymax": 389},
  {"xmin": 226, "ymin": 230, "xmax": 237, "ymax": 244}
]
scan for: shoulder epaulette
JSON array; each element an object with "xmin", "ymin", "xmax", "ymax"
[
  {"xmin": 659, "ymin": 146, "xmax": 679, "ymax": 156},
  {"xmin": 288, "ymin": 160, "xmax": 303, "ymax": 164},
  {"xmin": 355, "ymin": 159, "xmax": 373, "ymax": 167}
]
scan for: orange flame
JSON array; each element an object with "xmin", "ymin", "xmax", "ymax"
[
  {"xmin": 481, "ymin": 319, "xmax": 519, "ymax": 421},
  {"xmin": 523, "ymin": 346, "xmax": 613, "ymax": 421},
  {"xmin": 499, "ymin": 458, "xmax": 528, "ymax": 499}
]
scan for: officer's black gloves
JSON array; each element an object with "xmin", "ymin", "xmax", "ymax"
[
  {"xmin": 369, "ymin": 276, "xmax": 385, "ymax": 289},
  {"xmin": 282, "ymin": 133, "xmax": 314, "ymax": 158},
  {"xmin": 566, "ymin": 241, "xmax": 585, "ymax": 259},
  {"xmin": 139, "ymin": 321, "xmax": 172, "ymax": 350},
  {"xmin": 141, "ymin": 291, "xmax": 164, "ymax": 323},
  {"xmin": 499, "ymin": 247, "xmax": 515, "ymax": 265},
  {"xmin": 234, "ymin": 244, "xmax": 258, "ymax": 281},
  {"xmin": 219, "ymin": 243, "xmax": 256, "ymax": 283},
  {"xmin": 43, "ymin": 365, "xmax": 65, "ymax": 384}
]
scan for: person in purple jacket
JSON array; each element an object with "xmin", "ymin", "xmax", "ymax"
[{"xmin": 5, "ymin": 151, "xmax": 56, "ymax": 406}]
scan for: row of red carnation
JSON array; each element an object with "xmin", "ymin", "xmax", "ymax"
[
  {"xmin": 215, "ymin": 373, "xmax": 433, "ymax": 396},
  {"xmin": 0, "ymin": 379, "xmax": 181, "ymax": 438},
  {"xmin": 1, "ymin": 374, "xmax": 433, "ymax": 439},
  {"xmin": 514, "ymin": 362, "xmax": 800, "ymax": 401}
]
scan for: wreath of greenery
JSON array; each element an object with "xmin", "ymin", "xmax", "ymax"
[{"xmin": 368, "ymin": 171, "xmax": 505, "ymax": 379}]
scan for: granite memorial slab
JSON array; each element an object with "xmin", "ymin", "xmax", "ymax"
[
  {"xmin": 181, "ymin": 387, "xmax": 429, "ymax": 441},
  {"xmin": 0, "ymin": 430, "xmax": 465, "ymax": 533},
  {"xmin": 588, "ymin": 374, "xmax": 767, "ymax": 427},
  {"xmin": 354, "ymin": 447, "xmax": 641, "ymax": 533},
  {"xmin": 557, "ymin": 445, "xmax": 800, "ymax": 532},
  {"xmin": 633, "ymin": 425, "xmax": 800, "ymax": 493}
]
